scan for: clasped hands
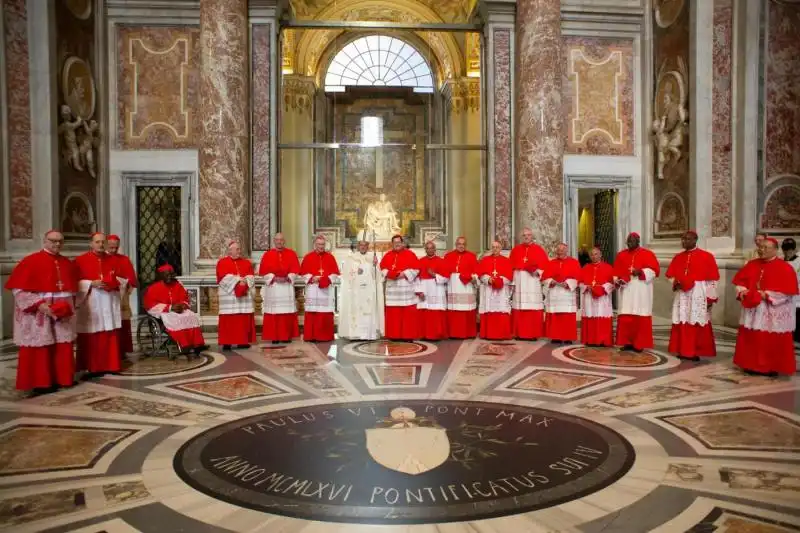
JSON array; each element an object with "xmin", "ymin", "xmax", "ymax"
[
  {"xmin": 171, "ymin": 303, "xmax": 187, "ymax": 313},
  {"xmin": 548, "ymin": 280, "xmax": 569, "ymax": 289}
]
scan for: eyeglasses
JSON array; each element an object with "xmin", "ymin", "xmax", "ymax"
[{"xmin": 47, "ymin": 238, "xmax": 64, "ymax": 244}]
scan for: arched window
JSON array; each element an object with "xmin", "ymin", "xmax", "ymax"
[{"xmin": 324, "ymin": 35, "xmax": 434, "ymax": 93}]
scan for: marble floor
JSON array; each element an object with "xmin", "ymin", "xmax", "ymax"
[{"xmin": 0, "ymin": 323, "xmax": 798, "ymax": 532}]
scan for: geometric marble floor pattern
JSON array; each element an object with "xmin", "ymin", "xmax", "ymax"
[{"xmin": 0, "ymin": 326, "xmax": 798, "ymax": 532}]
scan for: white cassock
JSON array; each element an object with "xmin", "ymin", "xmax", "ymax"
[{"xmin": 339, "ymin": 251, "xmax": 384, "ymax": 339}]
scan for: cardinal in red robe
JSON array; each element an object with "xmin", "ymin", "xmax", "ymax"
[
  {"xmin": 477, "ymin": 241, "xmax": 513, "ymax": 340},
  {"xmin": 442, "ymin": 237, "xmax": 478, "ymax": 338},
  {"xmin": 258, "ymin": 233, "xmax": 301, "ymax": 342},
  {"xmin": 380, "ymin": 235, "xmax": 421, "ymax": 340},
  {"xmin": 666, "ymin": 231, "xmax": 720, "ymax": 360},
  {"xmin": 5, "ymin": 230, "xmax": 78, "ymax": 392},
  {"xmin": 299, "ymin": 236, "xmax": 341, "ymax": 342},
  {"xmin": 106, "ymin": 235, "xmax": 137, "ymax": 355},
  {"xmin": 74, "ymin": 233, "xmax": 123, "ymax": 375},
  {"xmin": 613, "ymin": 233, "xmax": 660, "ymax": 351},
  {"xmin": 144, "ymin": 265, "xmax": 207, "ymax": 354},
  {"xmin": 216, "ymin": 240, "xmax": 257, "ymax": 349},
  {"xmin": 510, "ymin": 229, "xmax": 549, "ymax": 339},
  {"xmin": 416, "ymin": 241, "xmax": 450, "ymax": 340},
  {"xmin": 579, "ymin": 247, "xmax": 615, "ymax": 346},
  {"xmin": 732, "ymin": 237, "xmax": 798, "ymax": 376},
  {"xmin": 542, "ymin": 244, "xmax": 582, "ymax": 343}
]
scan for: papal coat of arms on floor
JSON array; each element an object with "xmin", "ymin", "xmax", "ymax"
[{"xmin": 365, "ymin": 407, "xmax": 450, "ymax": 475}]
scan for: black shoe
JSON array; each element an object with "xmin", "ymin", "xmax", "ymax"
[
  {"xmin": 677, "ymin": 355, "xmax": 700, "ymax": 362},
  {"xmin": 236, "ymin": 344, "xmax": 251, "ymax": 349},
  {"xmin": 622, "ymin": 344, "xmax": 634, "ymax": 351},
  {"xmin": 221, "ymin": 345, "xmax": 232, "ymax": 351}
]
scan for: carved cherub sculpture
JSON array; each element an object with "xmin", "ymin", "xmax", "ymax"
[
  {"xmin": 78, "ymin": 119, "xmax": 99, "ymax": 178},
  {"xmin": 652, "ymin": 79, "xmax": 687, "ymax": 180},
  {"xmin": 58, "ymin": 105, "xmax": 83, "ymax": 171}
]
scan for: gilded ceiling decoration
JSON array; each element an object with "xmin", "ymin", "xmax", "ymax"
[
  {"xmin": 292, "ymin": 0, "xmax": 465, "ymax": 83},
  {"xmin": 290, "ymin": 0, "xmax": 477, "ymax": 23}
]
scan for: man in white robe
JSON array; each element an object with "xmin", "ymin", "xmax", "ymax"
[{"xmin": 339, "ymin": 241, "xmax": 384, "ymax": 340}]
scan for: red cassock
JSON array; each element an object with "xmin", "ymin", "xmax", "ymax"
[
  {"xmin": 613, "ymin": 247, "xmax": 660, "ymax": 350},
  {"xmin": 477, "ymin": 254, "xmax": 513, "ymax": 340},
  {"xmin": 580, "ymin": 261, "xmax": 615, "ymax": 347},
  {"xmin": 5, "ymin": 250, "xmax": 78, "ymax": 390},
  {"xmin": 144, "ymin": 281, "xmax": 206, "ymax": 348},
  {"xmin": 666, "ymin": 248, "xmax": 720, "ymax": 358},
  {"xmin": 299, "ymin": 251, "xmax": 340, "ymax": 342},
  {"xmin": 416, "ymin": 255, "xmax": 450, "ymax": 341},
  {"xmin": 258, "ymin": 248, "xmax": 301, "ymax": 342},
  {"xmin": 74, "ymin": 252, "xmax": 122, "ymax": 373},
  {"xmin": 442, "ymin": 250, "xmax": 479, "ymax": 339},
  {"xmin": 216, "ymin": 256, "xmax": 257, "ymax": 346},
  {"xmin": 380, "ymin": 249, "xmax": 421, "ymax": 340},
  {"xmin": 108, "ymin": 253, "xmax": 137, "ymax": 354},
  {"xmin": 542, "ymin": 257, "xmax": 582, "ymax": 342},
  {"xmin": 732, "ymin": 258, "xmax": 799, "ymax": 375},
  {"xmin": 510, "ymin": 243, "xmax": 548, "ymax": 339}
]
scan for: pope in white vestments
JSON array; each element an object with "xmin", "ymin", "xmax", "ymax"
[{"xmin": 339, "ymin": 241, "xmax": 384, "ymax": 340}]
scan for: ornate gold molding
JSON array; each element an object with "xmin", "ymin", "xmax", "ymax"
[
  {"xmin": 446, "ymin": 78, "xmax": 480, "ymax": 114},
  {"xmin": 282, "ymin": 76, "xmax": 316, "ymax": 114}
]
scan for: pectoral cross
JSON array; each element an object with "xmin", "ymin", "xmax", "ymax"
[
  {"xmin": 591, "ymin": 266, "xmax": 597, "ymax": 287},
  {"xmin": 54, "ymin": 260, "xmax": 64, "ymax": 290},
  {"xmin": 684, "ymin": 251, "xmax": 692, "ymax": 276},
  {"xmin": 318, "ymin": 267, "xmax": 325, "ymax": 275},
  {"xmin": 455, "ymin": 255, "xmax": 461, "ymax": 273},
  {"xmin": 492, "ymin": 269, "xmax": 498, "ymax": 277}
]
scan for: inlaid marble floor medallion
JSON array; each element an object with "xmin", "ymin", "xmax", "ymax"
[
  {"xmin": 342, "ymin": 340, "xmax": 436, "ymax": 359},
  {"xmin": 173, "ymin": 399, "xmax": 635, "ymax": 524},
  {"xmin": 557, "ymin": 346, "xmax": 676, "ymax": 370}
]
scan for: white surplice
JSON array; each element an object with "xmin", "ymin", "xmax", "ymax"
[
  {"xmin": 478, "ymin": 276, "xmax": 512, "ymax": 314},
  {"xmin": 447, "ymin": 274, "xmax": 477, "ymax": 311},
  {"xmin": 513, "ymin": 269, "xmax": 545, "ymax": 310},
  {"xmin": 382, "ymin": 269, "xmax": 420, "ymax": 307},
  {"xmin": 260, "ymin": 273, "xmax": 298, "ymax": 314},
  {"xmin": 300, "ymin": 273, "xmax": 341, "ymax": 313},
  {"xmin": 542, "ymin": 279, "xmax": 578, "ymax": 313},
  {"xmin": 415, "ymin": 274, "xmax": 448, "ymax": 311},
  {"xmin": 340, "ymin": 252, "xmax": 384, "ymax": 339},
  {"xmin": 669, "ymin": 280, "xmax": 717, "ymax": 326},
  {"xmin": 76, "ymin": 279, "xmax": 125, "ymax": 334},
  {"xmin": 579, "ymin": 283, "xmax": 613, "ymax": 318},
  {"xmin": 218, "ymin": 273, "xmax": 255, "ymax": 315},
  {"xmin": 616, "ymin": 268, "xmax": 657, "ymax": 316},
  {"xmin": 11, "ymin": 290, "xmax": 77, "ymax": 347}
]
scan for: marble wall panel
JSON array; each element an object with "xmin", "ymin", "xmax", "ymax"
[
  {"xmin": 492, "ymin": 28, "xmax": 512, "ymax": 248},
  {"xmin": 56, "ymin": 0, "xmax": 98, "ymax": 238},
  {"xmin": 759, "ymin": 0, "xmax": 800, "ymax": 234},
  {"xmin": 3, "ymin": 0, "xmax": 33, "ymax": 239},
  {"xmin": 117, "ymin": 26, "xmax": 200, "ymax": 149},
  {"xmin": 651, "ymin": 0, "xmax": 690, "ymax": 238},
  {"xmin": 251, "ymin": 23, "xmax": 272, "ymax": 251},
  {"xmin": 562, "ymin": 36, "xmax": 634, "ymax": 156},
  {"xmin": 711, "ymin": 0, "xmax": 733, "ymax": 237}
]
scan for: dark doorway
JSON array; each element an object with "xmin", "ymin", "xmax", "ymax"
[{"xmin": 135, "ymin": 185, "xmax": 182, "ymax": 311}]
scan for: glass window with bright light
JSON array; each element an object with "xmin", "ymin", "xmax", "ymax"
[{"xmin": 324, "ymin": 36, "xmax": 434, "ymax": 93}]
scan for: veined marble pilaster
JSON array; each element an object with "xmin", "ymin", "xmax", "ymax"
[
  {"xmin": 515, "ymin": 0, "xmax": 564, "ymax": 252},
  {"xmin": 251, "ymin": 22, "xmax": 273, "ymax": 251},
  {"xmin": 198, "ymin": 0, "xmax": 249, "ymax": 260},
  {"xmin": 711, "ymin": 0, "xmax": 733, "ymax": 238},
  {"xmin": 482, "ymin": 1, "xmax": 515, "ymax": 250},
  {"xmin": 3, "ymin": 0, "xmax": 33, "ymax": 240}
]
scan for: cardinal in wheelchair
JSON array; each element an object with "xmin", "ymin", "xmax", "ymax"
[{"xmin": 143, "ymin": 264, "xmax": 209, "ymax": 355}]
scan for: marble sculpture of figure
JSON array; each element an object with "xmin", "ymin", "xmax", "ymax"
[{"xmin": 363, "ymin": 193, "xmax": 401, "ymax": 241}]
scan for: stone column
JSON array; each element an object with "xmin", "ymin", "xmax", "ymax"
[
  {"xmin": 198, "ymin": 0, "xmax": 249, "ymax": 261},
  {"xmin": 514, "ymin": 0, "xmax": 564, "ymax": 251}
]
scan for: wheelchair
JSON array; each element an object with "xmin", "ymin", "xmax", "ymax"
[{"xmin": 135, "ymin": 315, "xmax": 185, "ymax": 361}]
